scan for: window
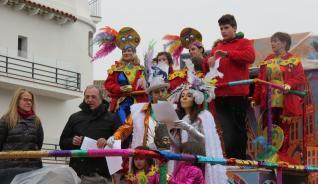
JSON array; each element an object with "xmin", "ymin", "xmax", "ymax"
[
  {"xmin": 18, "ymin": 36, "xmax": 28, "ymax": 58},
  {"xmin": 88, "ymin": 31, "xmax": 93, "ymax": 57}
]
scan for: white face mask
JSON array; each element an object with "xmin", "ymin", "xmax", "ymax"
[{"xmin": 156, "ymin": 62, "xmax": 169, "ymax": 74}]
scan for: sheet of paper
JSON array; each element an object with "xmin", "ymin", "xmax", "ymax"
[
  {"xmin": 152, "ymin": 101, "xmax": 179, "ymax": 129},
  {"xmin": 105, "ymin": 140, "xmax": 122, "ymax": 175},
  {"xmin": 80, "ymin": 137, "xmax": 98, "ymax": 150},
  {"xmin": 205, "ymin": 58, "xmax": 224, "ymax": 79}
]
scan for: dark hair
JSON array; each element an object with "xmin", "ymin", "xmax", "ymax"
[
  {"xmin": 190, "ymin": 43, "xmax": 205, "ymax": 55},
  {"xmin": 176, "ymin": 89, "xmax": 204, "ymax": 123},
  {"xmin": 156, "ymin": 52, "xmax": 174, "ymax": 66},
  {"xmin": 181, "ymin": 142, "xmax": 205, "ymax": 171},
  {"xmin": 271, "ymin": 32, "xmax": 292, "ymax": 51},
  {"xmin": 131, "ymin": 146, "xmax": 154, "ymax": 174},
  {"xmin": 191, "ymin": 56, "xmax": 203, "ymax": 72},
  {"xmin": 218, "ymin": 14, "xmax": 237, "ymax": 28}
]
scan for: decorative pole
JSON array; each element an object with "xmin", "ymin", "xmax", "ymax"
[
  {"xmin": 159, "ymin": 162, "xmax": 168, "ymax": 184},
  {"xmin": 267, "ymin": 86, "xmax": 273, "ymax": 145}
]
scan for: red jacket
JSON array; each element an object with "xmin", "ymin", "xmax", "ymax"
[
  {"xmin": 252, "ymin": 53, "xmax": 305, "ymax": 116},
  {"xmin": 104, "ymin": 61, "xmax": 148, "ymax": 112},
  {"xmin": 207, "ymin": 38, "xmax": 255, "ymax": 96},
  {"xmin": 202, "ymin": 56, "xmax": 210, "ymax": 75}
]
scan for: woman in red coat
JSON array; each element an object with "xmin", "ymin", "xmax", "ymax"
[
  {"xmin": 105, "ymin": 49, "xmax": 147, "ymax": 123},
  {"xmin": 252, "ymin": 32, "xmax": 306, "ymax": 161},
  {"xmin": 94, "ymin": 27, "xmax": 148, "ymax": 124}
]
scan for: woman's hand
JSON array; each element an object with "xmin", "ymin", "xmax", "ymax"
[
  {"xmin": 283, "ymin": 84, "xmax": 291, "ymax": 91},
  {"xmin": 174, "ymin": 120, "xmax": 191, "ymax": 130},
  {"xmin": 120, "ymin": 85, "xmax": 133, "ymax": 92}
]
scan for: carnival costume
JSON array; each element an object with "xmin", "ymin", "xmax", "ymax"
[
  {"xmin": 126, "ymin": 165, "xmax": 159, "ymax": 184},
  {"xmin": 93, "ymin": 26, "xmax": 148, "ymax": 124},
  {"xmin": 168, "ymin": 73, "xmax": 227, "ymax": 184},
  {"xmin": 107, "ymin": 77, "xmax": 170, "ymax": 149},
  {"xmin": 163, "ymin": 28, "xmax": 206, "ymax": 91},
  {"xmin": 253, "ymin": 53, "xmax": 305, "ymax": 161}
]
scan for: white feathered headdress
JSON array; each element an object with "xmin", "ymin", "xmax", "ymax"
[{"xmin": 168, "ymin": 62, "xmax": 216, "ymax": 105}]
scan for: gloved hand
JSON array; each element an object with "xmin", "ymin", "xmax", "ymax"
[
  {"xmin": 175, "ymin": 120, "xmax": 204, "ymax": 141},
  {"xmin": 174, "ymin": 120, "xmax": 191, "ymax": 131},
  {"xmin": 107, "ymin": 136, "xmax": 115, "ymax": 147}
]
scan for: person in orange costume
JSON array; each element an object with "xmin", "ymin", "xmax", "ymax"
[{"xmin": 107, "ymin": 77, "xmax": 170, "ymax": 149}]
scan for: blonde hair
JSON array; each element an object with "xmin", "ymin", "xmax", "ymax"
[
  {"xmin": 120, "ymin": 54, "xmax": 140, "ymax": 66},
  {"xmin": 3, "ymin": 88, "xmax": 41, "ymax": 129}
]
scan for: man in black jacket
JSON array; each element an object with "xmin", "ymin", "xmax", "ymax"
[{"xmin": 59, "ymin": 85, "xmax": 120, "ymax": 183}]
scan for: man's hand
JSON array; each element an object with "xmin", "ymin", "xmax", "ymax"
[
  {"xmin": 96, "ymin": 138, "xmax": 107, "ymax": 149},
  {"xmin": 72, "ymin": 136, "xmax": 83, "ymax": 146},
  {"xmin": 214, "ymin": 50, "xmax": 228, "ymax": 57},
  {"xmin": 120, "ymin": 85, "xmax": 133, "ymax": 92}
]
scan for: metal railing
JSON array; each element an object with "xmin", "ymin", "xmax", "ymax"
[
  {"xmin": 88, "ymin": 0, "xmax": 101, "ymax": 17},
  {"xmin": 41, "ymin": 143, "xmax": 69, "ymax": 165},
  {"xmin": 0, "ymin": 54, "xmax": 81, "ymax": 91}
]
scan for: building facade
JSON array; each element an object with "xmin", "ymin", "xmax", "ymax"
[{"xmin": 0, "ymin": 0, "xmax": 101, "ymax": 144}]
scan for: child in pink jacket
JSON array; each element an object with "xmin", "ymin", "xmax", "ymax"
[{"xmin": 169, "ymin": 142, "xmax": 205, "ymax": 184}]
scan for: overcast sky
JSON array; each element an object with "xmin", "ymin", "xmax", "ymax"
[{"xmin": 93, "ymin": 0, "xmax": 318, "ymax": 80}]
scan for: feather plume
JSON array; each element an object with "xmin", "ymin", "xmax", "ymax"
[
  {"xmin": 162, "ymin": 35, "xmax": 180, "ymax": 41},
  {"xmin": 92, "ymin": 42, "xmax": 116, "ymax": 61},
  {"xmin": 92, "ymin": 26, "xmax": 118, "ymax": 61},
  {"xmin": 144, "ymin": 40, "xmax": 156, "ymax": 72},
  {"xmin": 100, "ymin": 26, "xmax": 119, "ymax": 36},
  {"xmin": 163, "ymin": 35, "xmax": 183, "ymax": 65}
]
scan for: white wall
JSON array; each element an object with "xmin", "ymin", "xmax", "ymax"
[
  {"xmin": 30, "ymin": 0, "xmax": 92, "ymax": 20},
  {"xmin": 0, "ymin": 88, "xmax": 83, "ymax": 144},
  {"xmin": 0, "ymin": 2, "xmax": 96, "ymax": 144}
]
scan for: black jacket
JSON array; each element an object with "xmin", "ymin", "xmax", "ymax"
[
  {"xmin": 0, "ymin": 115, "xmax": 44, "ymax": 169},
  {"xmin": 59, "ymin": 101, "xmax": 120, "ymax": 178}
]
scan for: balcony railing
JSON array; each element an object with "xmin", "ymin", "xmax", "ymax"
[
  {"xmin": 88, "ymin": 0, "xmax": 101, "ymax": 17},
  {"xmin": 41, "ymin": 143, "xmax": 69, "ymax": 165},
  {"xmin": 0, "ymin": 54, "xmax": 81, "ymax": 91}
]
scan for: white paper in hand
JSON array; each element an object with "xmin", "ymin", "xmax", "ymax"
[
  {"xmin": 152, "ymin": 101, "xmax": 179, "ymax": 129},
  {"xmin": 205, "ymin": 58, "xmax": 224, "ymax": 79},
  {"xmin": 105, "ymin": 140, "xmax": 122, "ymax": 175},
  {"xmin": 80, "ymin": 137, "xmax": 98, "ymax": 150}
]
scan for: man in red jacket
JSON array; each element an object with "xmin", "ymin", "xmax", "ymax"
[{"xmin": 207, "ymin": 14, "xmax": 255, "ymax": 159}]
